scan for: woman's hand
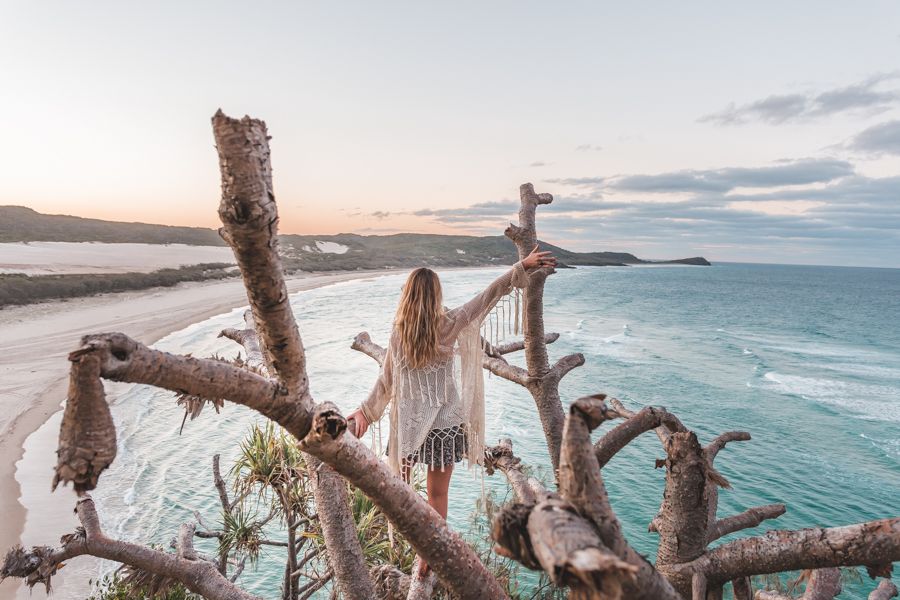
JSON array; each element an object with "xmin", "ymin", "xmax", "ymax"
[
  {"xmin": 522, "ymin": 245, "xmax": 557, "ymax": 270},
  {"xmin": 347, "ymin": 408, "xmax": 369, "ymax": 438}
]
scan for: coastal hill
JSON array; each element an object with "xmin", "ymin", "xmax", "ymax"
[{"xmin": 0, "ymin": 206, "xmax": 710, "ymax": 269}]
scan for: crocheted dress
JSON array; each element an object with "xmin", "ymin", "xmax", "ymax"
[{"xmin": 360, "ymin": 261, "xmax": 529, "ymax": 473}]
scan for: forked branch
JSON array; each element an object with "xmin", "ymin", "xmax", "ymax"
[{"xmin": 1, "ymin": 497, "xmax": 258, "ymax": 600}]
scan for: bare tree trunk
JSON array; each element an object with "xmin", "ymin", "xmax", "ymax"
[
  {"xmin": 654, "ymin": 431, "xmax": 717, "ymax": 595},
  {"xmin": 307, "ymin": 452, "xmax": 376, "ymax": 600},
  {"xmin": 504, "ymin": 183, "xmax": 580, "ymax": 472}
]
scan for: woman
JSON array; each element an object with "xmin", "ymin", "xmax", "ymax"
[{"xmin": 348, "ymin": 245, "xmax": 556, "ymax": 575}]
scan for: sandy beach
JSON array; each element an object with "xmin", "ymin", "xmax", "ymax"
[{"xmin": 0, "ymin": 269, "xmax": 398, "ymax": 600}]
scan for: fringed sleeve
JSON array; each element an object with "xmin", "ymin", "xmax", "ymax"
[
  {"xmin": 449, "ymin": 261, "xmax": 529, "ymax": 470},
  {"xmin": 360, "ymin": 336, "xmax": 394, "ymax": 424},
  {"xmin": 444, "ymin": 261, "xmax": 528, "ymax": 341}
]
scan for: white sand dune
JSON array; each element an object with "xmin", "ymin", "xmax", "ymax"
[{"xmin": 0, "ymin": 242, "xmax": 236, "ymax": 275}]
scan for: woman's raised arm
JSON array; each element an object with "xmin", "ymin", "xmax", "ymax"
[{"xmin": 445, "ymin": 246, "xmax": 555, "ymax": 337}]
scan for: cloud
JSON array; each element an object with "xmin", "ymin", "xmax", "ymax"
[
  {"xmin": 550, "ymin": 158, "xmax": 853, "ymax": 194},
  {"xmin": 575, "ymin": 144, "xmax": 603, "ymax": 152},
  {"xmin": 529, "ymin": 161, "xmax": 550, "ymax": 167},
  {"xmin": 411, "ymin": 160, "xmax": 900, "ymax": 266},
  {"xmin": 370, "ymin": 210, "xmax": 391, "ymax": 220},
  {"xmin": 847, "ymin": 120, "xmax": 900, "ymax": 156},
  {"xmin": 699, "ymin": 72, "xmax": 900, "ymax": 125},
  {"xmin": 410, "ymin": 196, "xmax": 611, "ymax": 223}
]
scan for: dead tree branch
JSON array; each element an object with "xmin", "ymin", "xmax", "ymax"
[
  {"xmin": 1, "ymin": 497, "xmax": 259, "ymax": 600},
  {"xmin": 300, "ymin": 404, "xmax": 510, "ymax": 599},
  {"xmin": 559, "ymin": 395, "xmax": 682, "ymax": 600},
  {"xmin": 678, "ymin": 518, "xmax": 900, "ymax": 586},
  {"xmin": 489, "ymin": 333, "xmax": 559, "ymax": 356},
  {"xmin": 593, "ymin": 405, "xmax": 685, "ymax": 469},
  {"xmin": 708, "ymin": 504, "xmax": 787, "ymax": 543},
  {"xmin": 406, "ymin": 559, "xmax": 437, "ymax": 600},
  {"xmin": 212, "ymin": 111, "xmax": 310, "ymax": 408},
  {"xmin": 504, "ymin": 183, "xmax": 571, "ymax": 471},
  {"xmin": 754, "ymin": 568, "xmax": 842, "ymax": 600},
  {"xmin": 353, "ymin": 331, "xmax": 530, "ymax": 386},
  {"xmin": 484, "ymin": 438, "xmax": 545, "ymax": 505}
]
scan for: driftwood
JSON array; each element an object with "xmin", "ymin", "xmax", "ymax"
[{"xmin": 2, "ymin": 111, "xmax": 897, "ymax": 600}]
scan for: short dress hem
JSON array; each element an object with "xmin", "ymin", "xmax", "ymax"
[{"xmin": 387, "ymin": 424, "xmax": 468, "ymax": 469}]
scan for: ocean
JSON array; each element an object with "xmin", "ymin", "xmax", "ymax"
[{"xmin": 89, "ymin": 262, "xmax": 900, "ymax": 598}]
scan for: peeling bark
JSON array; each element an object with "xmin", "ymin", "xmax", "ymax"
[
  {"xmin": 372, "ymin": 565, "xmax": 411, "ymax": 600},
  {"xmin": 53, "ymin": 349, "xmax": 116, "ymax": 492},
  {"xmin": 527, "ymin": 497, "xmax": 637, "ymax": 598}
]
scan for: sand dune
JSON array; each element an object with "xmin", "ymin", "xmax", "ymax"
[{"xmin": 0, "ymin": 242, "xmax": 235, "ymax": 275}]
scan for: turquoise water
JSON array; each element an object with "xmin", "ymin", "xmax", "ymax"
[{"xmin": 91, "ymin": 263, "xmax": 900, "ymax": 598}]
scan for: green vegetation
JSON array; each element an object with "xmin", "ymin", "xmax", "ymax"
[
  {"xmin": 0, "ymin": 206, "xmax": 225, "ymax": 245},
  {"xmin": 0, "ymin": 263, "xmax": 235, "ymax": 307},
  {"xmin": 0, "ymin": 206, "xmax": 710, "ymax": 270},
  {"xmin": 88, "ymin": 573, "xmax": 200, "ymax": 600},
  {"xmin": 280, "ymin": 233, "xmax": 708, "ymax": 271}
]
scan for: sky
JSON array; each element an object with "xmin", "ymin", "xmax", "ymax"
[{"xmin": 1, "ymin": 1, "xmax": 899, "ymax": 267}]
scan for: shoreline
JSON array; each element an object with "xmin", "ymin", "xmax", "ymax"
[{"xmin": 0, "ymin": 268, "xmax": 410, "ymax": 600}]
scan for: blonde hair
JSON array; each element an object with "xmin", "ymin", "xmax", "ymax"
[{"xmin": 395, "ymin": 268, "xmax": 445, "ymax": 369}]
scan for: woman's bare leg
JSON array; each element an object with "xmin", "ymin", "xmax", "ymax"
[{"xmin": 418, "ymin": 464, "xmax": 453, "ymax": 575}]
